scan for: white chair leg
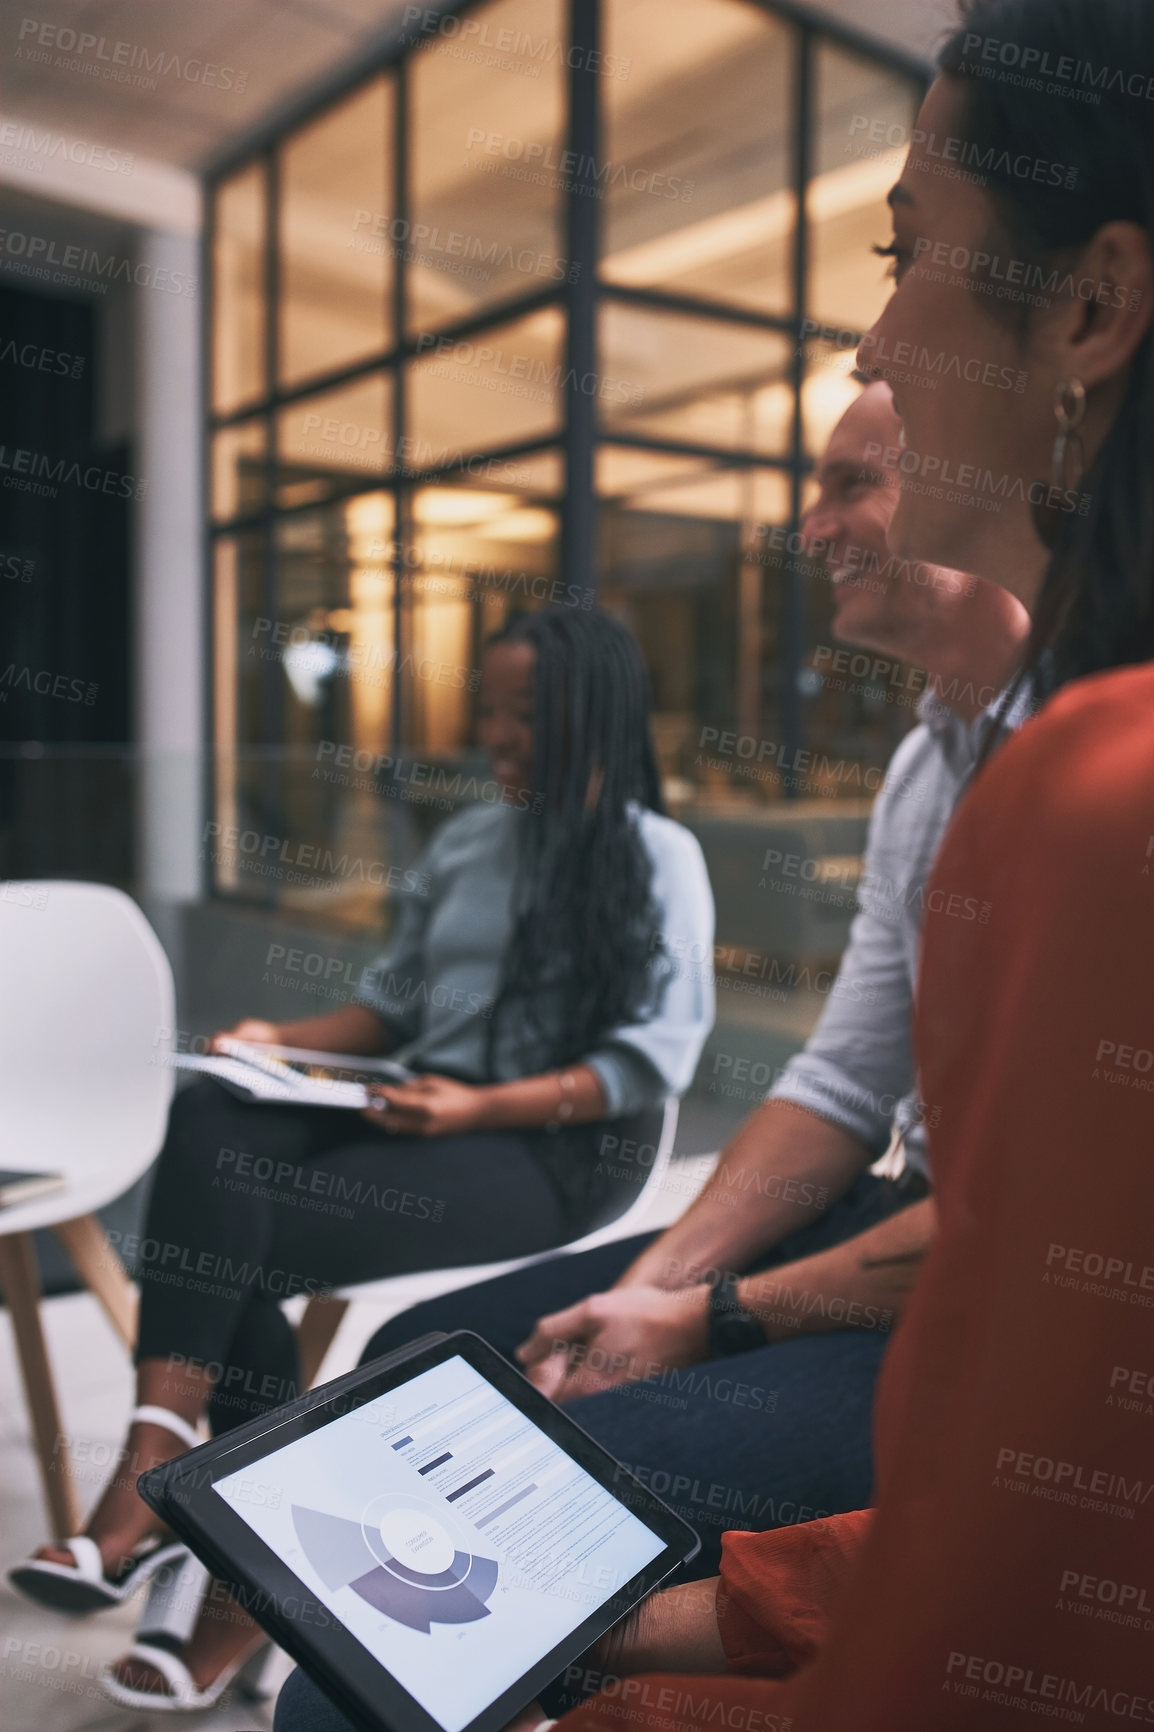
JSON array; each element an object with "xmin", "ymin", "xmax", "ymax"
[{"xmin": 0, "ymin": 1231, "xmax": 80, "ymax": 1536}]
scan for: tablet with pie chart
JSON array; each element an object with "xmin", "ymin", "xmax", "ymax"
[
  {"xmin": 139, "ymin": 1332, "xmax": 699, "ymax": 1732},
  {"xmin": 291, "ymin": 1492, "xmax": 500, "ymax": 1632}
]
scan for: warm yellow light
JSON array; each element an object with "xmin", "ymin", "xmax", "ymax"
[
  {"xmin": 803, "ymin": 356, "xmax": 863, "ymax": 453},
  {"xmin": 596, "ymin": 447, "xmax": 702, "ymax": 496},
  {"xmin": 345, "ymin": 492, "xmax": 393, "ymax": 537},
  {"xmin": 475, "ymin": 508, "xmax": 556, "ymax": 542},
  {"xmin": 624, "ymin": 469, "xmax": 791, "ymax": 525},
  {"xmin": 413, "ymin": 488, "xmax": 515, "ymax": 525},
  {"xmin": 604, "ymin": 155, "xmax": 900, "ymax": 288},
  {"xmin": 807, "ymin": 154, "xmax": 905, "ymax": 225},
  {"xmin": 350, "ymin": 567, "xmax": 392, "ymax": 606},
  {"xmin": 749, "ymin": 379, "xmax": 793, "ymax": 446}
]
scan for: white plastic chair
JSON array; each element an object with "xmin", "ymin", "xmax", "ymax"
[
  {"xmin": 296, "ymin": 1095, "xmax": 680, "ymax": 1385},
  {"xmin": 0, "ymin": 881, "xmax": 175, "ymax": 1533}
]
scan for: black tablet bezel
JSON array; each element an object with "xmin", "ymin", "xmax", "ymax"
[{"xmin": 140, "ymin": 1331, "xmax": 700, "ymax": 1732}]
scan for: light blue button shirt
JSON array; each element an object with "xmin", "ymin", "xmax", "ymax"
[
  {"xmin": 768, "ymin": 685, "xmax": 1031, "ymax": 1177},
  {"xmin": 355, "ymin": 800, "xmax": 716, "ymax": 1115}
]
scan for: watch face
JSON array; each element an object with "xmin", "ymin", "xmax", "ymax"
[{"xmin": 708, "ymin": 1308, "xmax": 765, "ymax": 1359}]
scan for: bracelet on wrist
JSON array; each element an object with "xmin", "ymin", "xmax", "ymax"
[{"xmin": 545, "ymin": 1068, "xmax": 578, "ymax": 1132}]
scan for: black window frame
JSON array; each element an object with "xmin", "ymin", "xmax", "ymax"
[{"xmin": 202, "ymin": 0, "xmax": 930, "ymax": 909}]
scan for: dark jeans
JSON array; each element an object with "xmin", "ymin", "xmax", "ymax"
[
  {"xmin": 136, "ymin": 1078, "xmax": 642, "ymax": 1435},
  {"xmin": 274, "ymin": 1171, "xmax": 922, "ymax": 1732}
]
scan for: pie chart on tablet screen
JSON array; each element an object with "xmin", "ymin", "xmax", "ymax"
[{"xmin": 292, "ymin": 1493, "xmax": 499, "ymax": 1633}]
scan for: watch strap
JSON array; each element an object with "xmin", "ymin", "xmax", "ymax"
[{"xmin": 706, "ymin": 1272, "xmax": 766, "ymax": 1359}]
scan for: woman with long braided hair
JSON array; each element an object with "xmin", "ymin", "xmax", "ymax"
[
  {"xmin": 484, "ymin": 605, "xmax": 668, "ymax": 1090},
  {"xmin": 12, "ymin": 603, "xmax": 715, "ymax": 1709}
]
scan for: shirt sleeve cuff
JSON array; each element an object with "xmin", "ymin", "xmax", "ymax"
[
  {"xmin": 718, "ymin": 1512, "xmax": 875, "ymax": 1678},
  {"xmin": 350, "ymin": 993, "xmax": 401, "ymax": 1030},
  {"xmin": 768, "ymin": 1063, "xmax": 891, "ymax": 1153},
  {"xmin": 584, "ymin": 1047, "xmax": 664, "ymax": 1117}
]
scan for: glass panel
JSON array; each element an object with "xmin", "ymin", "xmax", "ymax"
[
  {"xmin": 264, "ymin": 494, "xmax": 416, "ymax": 924},
  {"xmin": 599, "ymin": 446, "xmax": 879, "ymax": 1095},
  {"xmin": 410, "ymin": 478, "xmax": 562, "ymax": 596},
  {"xmin": 212, "ymin": 420, "xmax": 266, "ymax": 522},
  {"xmin": 603, "ymin": 0, "xmax": 794, "ymax": 315},
  {"xmin": 409, "ymin": 0, "xmax": 565, "ymax": 333},
  {"xmin": 212, "ymin": 164, "xmax": 266, "ymax": 415},
  {"xmin": 597, "ymin": 448, "xmax": 791, "ymax": 803},
  {"xmin": 279, "ymin": 79, "xmax": 393, "ymax": 389},
  {"xmin": 801, "ymin": 342, "xmax": 862, "ymax": 459},
  {"xmin": 808, "ymin": 43, "xmax": 921, "ymax": 334},
  {"xmin": 598, "ymin": 447, "xmax": 790, "ymax": 526},
  {"xmin": 595, "ymin": 445, "xmax": 706, "ymax": 498},
  {"xmin": 276, "ymin": 374, "xmax": 394, "ymax": 509},
  {"xmin": 407, "ymin": 306, "xmax": 565, "ymax": 464},
  {"xmin": 600, "ymin": 302, "xmax": 794, "ymax": 455},
  {"xmin": 212, "ymin": 532, "xmax": 268, "ymax": 896},
  {"xmin": 407, "ymin": 480, "xmax": 561, "ymax": 754},
  {"xmin": 453, "ymin": 448, "xmax": 565, "ymax": 499}
]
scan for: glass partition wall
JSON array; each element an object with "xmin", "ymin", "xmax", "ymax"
[{"xmin": 207, "ymin": 0, "xmax": 924, "ymax": 940}]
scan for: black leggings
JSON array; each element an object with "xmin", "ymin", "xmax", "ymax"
[{"xmin": 135, "ymin": 1078, "xmax": 635, "ymax": 1436}]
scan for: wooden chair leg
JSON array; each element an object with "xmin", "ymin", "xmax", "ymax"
[
  {"xmin": 0, "ymin": 1232, "xmax": 80, "ymax": 1537},
  {"xmin": 297, "ymin": 1294, "xmax": 350, "ymax": 1389},
  {"xmin": 52, "ymin": 1214, "xmax": 138, "ymax": 1351}
]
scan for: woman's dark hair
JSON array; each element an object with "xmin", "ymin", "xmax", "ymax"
[
  {"xmin": 939, "ymin": 0, "xmax": 1154, "ymax": 696},
  {"xmin": 484, "ymin": 604, "xmax": 666, "ymax": 1074}
]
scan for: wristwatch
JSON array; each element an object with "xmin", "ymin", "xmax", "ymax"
[{"xmin": 706, "ymin": 1273, "xmax": 766, "ymax": 1359}]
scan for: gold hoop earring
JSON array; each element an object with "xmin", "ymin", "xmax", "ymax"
[{"xmin": 1032, "ymin": 378, "xmax": 1087, "ymax": 549}]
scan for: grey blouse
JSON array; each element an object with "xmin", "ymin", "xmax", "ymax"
[{"xmin": 354, "ymin": 800, "xmax": 715, "ymax": 1115}]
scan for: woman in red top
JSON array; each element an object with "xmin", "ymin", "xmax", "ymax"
[{"xmin": 542, "ymin": 0, "xmax": 1154, "ymax": 1727}]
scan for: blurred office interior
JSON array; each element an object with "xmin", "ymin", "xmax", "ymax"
[{"xmin": 0, "ymin": 0, "xmax": 945, "ymax": 1275}]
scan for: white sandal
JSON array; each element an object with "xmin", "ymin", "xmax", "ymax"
[
  {"xmin": 136, "ymin": 1545, "xmax": 211, "ymax": 1648},
  {"xmin": 7, "ymin": 1405, "xmax": 201, "ymax": 1614},
  {"xmin": 99, "ymin": 1637, "xmax": 273, "ymax": 1712}
]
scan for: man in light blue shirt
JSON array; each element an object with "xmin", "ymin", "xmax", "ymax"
[
  {"xmin": 355, "ymin": 380, "xmax": 1029, "ymax": 1444},
  {"xmin": 510, "ymin": 380, "xmax": 1030, "ymax": 1385},
  {"xmin": 767, "ymin": 675, "xmax": 1034, "ymax": 1186}
]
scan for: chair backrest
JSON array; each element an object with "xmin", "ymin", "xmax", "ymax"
[
  {"xmin": 324, "ymin": 1095, "xmax": 683, "ymax": 1308},
  {"xmin": 557, "ymin": 1094, "xmax": 680, "ymax": 1257},
  {"xmin": 0, "ymin": 881, "xmax": 175, "ymax": 1185}
]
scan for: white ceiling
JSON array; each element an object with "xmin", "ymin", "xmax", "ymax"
[
  {"xmin": 0, "ymin": 0, "xmax": 415, "ymax": 171},
  {"xmin": 0, "ymin": 0, "xmax": 947, "ymax": 227}
]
